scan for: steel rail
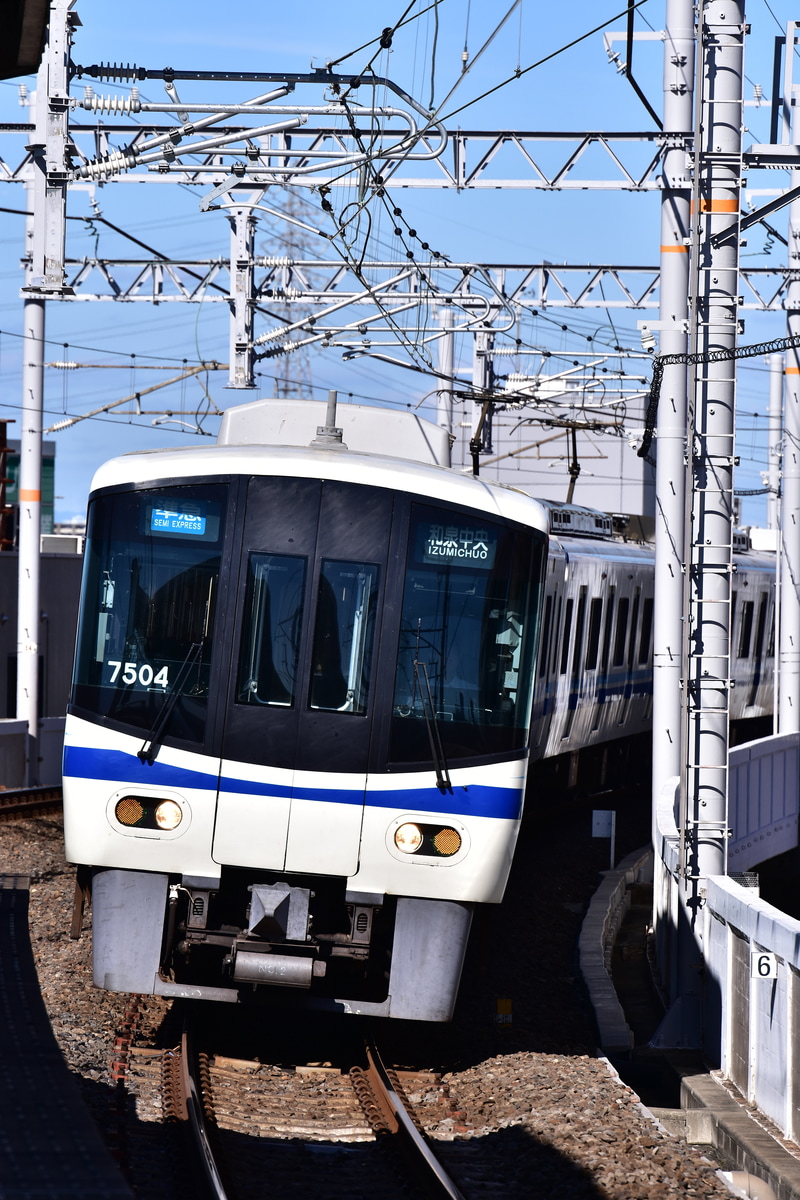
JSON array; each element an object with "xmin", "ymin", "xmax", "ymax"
[
  {"xmin": 0, "ymin": 785, "xmax": 62, "ymax": 820},
  {"xmin": 178, "ymin": 1029, "xmax": 231, "ymax": 1200},
  {"xmin": 359, "ymin": 1040, "xmax": 468, "ymax": 1200}
]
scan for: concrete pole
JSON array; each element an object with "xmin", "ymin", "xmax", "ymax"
[
  {"xmin": 767, "ymin": 353, "xmax": 783, "ymax": 532},
  {"xmin": 18, "ymin": 237, "xmax": 44, "ymax": 784},
  {"xmin": 437, "ymin": 305, "xmax": 454, "ymax": 462},
  {"xmin": 683, "ymin": 0, "xmax": 744, "ymax": 884},
  {"xmin": 781, "ymin": 172, "xmax": 800, "ymax": 733},
  {"xmin": 652, "ymin": 0, "xmax": 695, "ymax": 846}
]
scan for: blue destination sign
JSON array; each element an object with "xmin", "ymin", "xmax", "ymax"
[{"xmin": 151, "ymin": 507, "xmax": 206, "ymax": 536}]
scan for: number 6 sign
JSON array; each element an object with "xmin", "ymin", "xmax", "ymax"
[{"xmin": 751, "ymin": 951, "xmax": 778, "ymax": 980}]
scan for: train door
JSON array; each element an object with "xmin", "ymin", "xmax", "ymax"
[{"xmin": 212, "ymin": 477, "xmax": 392, "ymax": 876}]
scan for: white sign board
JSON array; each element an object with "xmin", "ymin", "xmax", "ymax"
[{"xmin": 751, "ymin": 951, "xmax": 778, "ymax": 980}]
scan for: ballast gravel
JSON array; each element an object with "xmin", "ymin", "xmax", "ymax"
[{"xmin": 4, "ymin": 810, "xmax": 743, "ymax": 1199}]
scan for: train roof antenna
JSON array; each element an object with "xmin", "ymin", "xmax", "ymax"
[{"xmin": 311, "ymin": 389, "xmax": 348, "ymax": 448}]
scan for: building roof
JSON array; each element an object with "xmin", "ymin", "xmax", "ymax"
[{"xmin": 1, "ymin": 0, "xmax": 49, "ymax": 80}]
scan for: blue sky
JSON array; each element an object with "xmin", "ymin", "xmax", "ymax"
[{"xmin": 0, "ymin": 0, "xmax": 796, "ymax": 523}]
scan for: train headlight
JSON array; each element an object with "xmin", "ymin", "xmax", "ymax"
[
  {"xmin": 154, "ymin": 799, "xmax": 183, "ymax": 831},
  {"xmin": 390, "ymin": 820, "xmax": 465, "ymax": 859},
  {"xmin": 394, "ymin": 822, "xmax": 423, "ymax": 853}
]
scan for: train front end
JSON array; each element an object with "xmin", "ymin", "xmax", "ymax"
[{"xmin": 63, "ymin": 401, "xmax": 548, "ymax": 1020}]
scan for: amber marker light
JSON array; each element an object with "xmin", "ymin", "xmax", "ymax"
[
  {"xmin": 154, "ymin": 799, "xmax": 183, "ymax": 831},
  {"xmin": 394, "ymin": 822, "xmax": 423, "ymax": 853},
  {"xmin": 433, "ymin": 827, "xmax": 461, "ymax": 857},
  {"xmin": 115, "ymin": 796, "xmax": 144, "ymax": 826}
]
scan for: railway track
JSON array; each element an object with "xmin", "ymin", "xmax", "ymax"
[
  {"xmin": 119, "ymin": 1019, "xmax": 467, "ymax": 1200},
  {"xmin": 0, "ymin": 784, "xmax": 62, "ymax": 820}
]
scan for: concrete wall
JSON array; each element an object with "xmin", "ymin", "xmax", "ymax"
[
  {"xmin": 0, "ymin": 551, "xmax": 82, "ymax": 719},
  {"xmin": 654, "ymin": 734, "xmax": 800, "ymax": 1143},
  {"xmin": 704, "ymin": 877, "xmax": 800, "ymax": 1140},
  {"xmin": 0, "ymin": 715, "xmax": 64, "ymax": 787},
  {"xmin": 729, "ymin": 734, "xmax": 800, "ymax": 872}
]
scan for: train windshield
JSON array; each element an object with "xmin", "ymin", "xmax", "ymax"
[
  {"xmin": 71, "ymin": 485, "xmax": 227, "ymax": 745},
  {"xmin": 390, "ymin": 503, "xmax": 544, "ymax": 764}
]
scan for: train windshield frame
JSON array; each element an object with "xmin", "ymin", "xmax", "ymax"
[
  {"xmin": 71, "ymin": 484, "xmax": 228, "ymax": 746},
  {"xmin": 388, "ymin": 502, "xmax": 545, "ymax": 766}
]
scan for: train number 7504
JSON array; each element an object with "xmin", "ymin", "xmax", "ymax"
[{"xmin": 107, "ymin": 660, "xmax": 170, "ymax": 688}]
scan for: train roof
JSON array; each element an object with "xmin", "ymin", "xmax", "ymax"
[
  {"xmin": 217, "ymin": 397, "xmax": 452, "ymax": 465},
  {"xmin": 90, "ymin": 441, "xmax": 550, "ymax": 534},
  {"xmin": 88, "ymin": 395, "xmax": 549, "ymax": 533}
]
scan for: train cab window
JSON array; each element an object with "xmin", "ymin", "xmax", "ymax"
[
  {"xmin": 390, "ymin": 503, "xmax": 545, "ymax": 764},
  {"xmin": 309, "ymin": 560, "xmax": 379, "ymax": 713},
  {"xmin": 738, "ymin": 599, "xmax": 754, "ymax": 658},
  {"xmin": 612, "ymin": 597, "xmax": 629, "ymax": 667},
  {"xmin": 71, "ymin": 484, "xmax": 227, "ymax": 744},
  {"xmin": 585, "ymin": 597, "xmax": 603, "ymax": 670},
  {"xmin": 236, "ymin": 554, "xmax": 306, "ymax": 707}
]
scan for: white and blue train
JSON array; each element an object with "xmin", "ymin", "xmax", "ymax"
[{"xmin": 62, "ymin": 398, "xmax": 775, "ymax": 1021}]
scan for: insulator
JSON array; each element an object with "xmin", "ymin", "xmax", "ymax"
[
  {"xmin": 49, "ymin": 361, "xmax": 79, "ymax": 370},
  {"xmin": 258, "ymin": 256, "xmax": 291, "ymax": 267},
  {"xmin": 253, "ymin": 327, "xmax": 289, "ymax": 346},
  {"xmin": 49, "ymin": 418, "xmax": 77, "ymax": 432},
  {"xmin": 75, "ymin": 148, "xmax": 135, "ymax": 180},
  {"xmin": 80, "ymin": 62, "xmax": 142, "ymax": 82},
  {"xmin": 82, "ymin": 93, "xmax": 141, "ymax": 115}
]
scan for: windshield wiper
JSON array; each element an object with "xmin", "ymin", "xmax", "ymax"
[
  {"xmin": 413, "ymin": 658, "xmax": 453, "ymax": 795},
  {"xmin": 137, "ymin": 641, "xmax": 204, "ymax": 765}
]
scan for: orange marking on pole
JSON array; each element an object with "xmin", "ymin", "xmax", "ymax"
[
  {"xmin": 18, "ymin": 489, "xmax": 41, "ymax": 501},
  {"xmin": 694, "ymin": 198, "xmax": 739, "ymax": 213},
  {"xmin": 660, "ymin": 245, "xmax": 688, "ymax": 252},
  {"xmin": 785, "ymin": 366, "xmax": 800, "ymax": 374}
]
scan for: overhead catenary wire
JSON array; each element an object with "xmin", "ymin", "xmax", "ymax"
[{"xmin": 638, "ymin": 330, "xmax": 800, "ymax": 460}]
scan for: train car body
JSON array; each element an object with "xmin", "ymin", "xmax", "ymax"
[
  {"xmin": 63, "ymin": 400, "xmax": 550, "ymax": 1020},
  {"xmin": 526, "ymin": 512, "xmax": 775, "ymax": 772},
  {"xmin": 63, "ymin": 398, "xmax": 776, "ymax": 1021}
]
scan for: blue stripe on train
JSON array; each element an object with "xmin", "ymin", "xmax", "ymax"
[{"xmin": 62, "ymin": 745, "xmax": 524, "ymax": 820}]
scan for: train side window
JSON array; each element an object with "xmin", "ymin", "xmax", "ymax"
[
  {"xmin": 585, "ymin": 597, "xmax": 603, "ymax": 670},
  {"xmin": 612, "ymin": 597, "xmax": 629, "ymax": 667},
  {"xmin": 601, "ymin": 588, "xmax": 615, "ymax": 672},
  {"xmin": 627, "ymin": 590, "xmax": 640, "ymax": 669},
  {"xmin": 538, "ymin": 595, "xmax": 553, "ymax": 677},
  {"xmin": 638, "ymin": 597, "xmax": 654, "ymax": 665},
  {"xmin": 237, "ymin": 554, "xmax": 307, "ymax": 707},
  {"xmin": 309, "ymin": 560, "xmax": 379, "ymax": 713},
  {"xmin": 572, "ymin": 588, "xmax": 587, "ymax": 680},
  {"xmin": 753, "ymin": 595, "xmax": 768, "ymax": 660},
  {"xmin": 551, "ymin": 596, "xmax": 563, "ymax": 676},
  {"xmin": 738, "ymin": 599, "xmax": 754, "ymax": 658},
  {"xmin": 560, "ymin": 598, "xmax": 574, "ymax": 674}
]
